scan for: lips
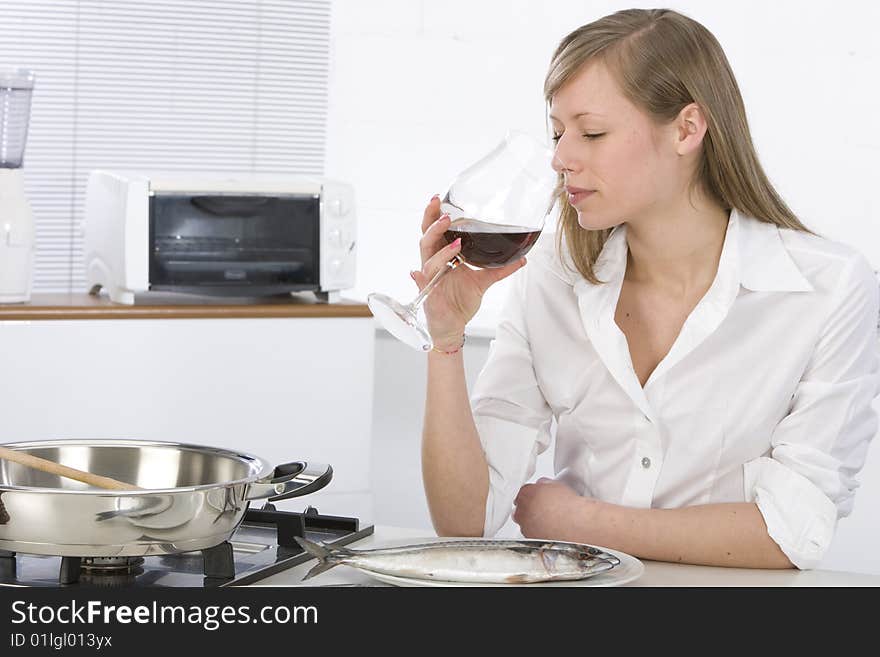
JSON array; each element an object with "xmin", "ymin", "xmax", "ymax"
[{"xmin": 565, "ymin": 186, "xmax": 596, "ymax": 204}]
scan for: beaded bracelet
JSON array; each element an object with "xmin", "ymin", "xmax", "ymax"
[{"xmin": 431, "ymin": 334, "xmax": 466, "ymax": 355}]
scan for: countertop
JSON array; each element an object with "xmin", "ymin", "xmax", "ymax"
[
  {"xmin": 0, "ymin": 293, "xmax": 372, "ymax": 320},
  {"xmin": 255, "ymin": 525, "xmax": 880, "ymax": 587}
]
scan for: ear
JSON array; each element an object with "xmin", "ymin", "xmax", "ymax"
[{"xmin": 675, "ymin": 102, "xmax": 708, "ymax": 156}]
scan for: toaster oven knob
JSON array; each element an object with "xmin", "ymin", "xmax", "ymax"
[
  {"xmin": 329, "ymin": 227, "xmax": 344, "ymax": 248},
  {"xmin": 331, "ymin": 198, "xmax": 347, "ymax": 216},
  {"xmin": 330, "ymin": 258, "xmax": 344, "ymax": 275}
]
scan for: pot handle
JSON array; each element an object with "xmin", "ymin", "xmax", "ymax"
[{"xmin": 246, "ymin": 461, "xmax": 333, "ymax": 502}]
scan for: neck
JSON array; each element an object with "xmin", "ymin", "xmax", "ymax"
[{"xmin": 623, "ymin": 193, "xmax": 730, "ymax": 296}]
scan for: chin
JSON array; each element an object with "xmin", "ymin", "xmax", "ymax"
[{"xmin": 575, "ymin": 209, "xmax": 621, "ymax": 232}]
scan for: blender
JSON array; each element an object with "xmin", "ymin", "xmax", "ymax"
[{"xmin": 0, "ymin": 68, "xmax": 35, "ymax": 303}]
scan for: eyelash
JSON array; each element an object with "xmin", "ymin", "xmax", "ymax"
[{"xmin": 551, "ymin": 133, "xmax": 605, "ymax": 142}]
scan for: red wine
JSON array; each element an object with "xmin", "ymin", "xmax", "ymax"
[{"xmin": 443, "ymin": 218, "xmax": 541, "ymax": 268}]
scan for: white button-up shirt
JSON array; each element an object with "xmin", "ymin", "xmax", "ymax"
[{"xmin": 471, "ymin": 208, "xmax": 880, "ymax": 569}]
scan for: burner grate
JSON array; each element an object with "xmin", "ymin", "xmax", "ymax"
[{"xmin": 0, "ymin": 504, "xmax": 373, "ymax": 587}]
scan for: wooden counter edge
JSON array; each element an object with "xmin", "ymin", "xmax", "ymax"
[{"xmin": 0, "ymin": 294, "xmax": 373, "ymax": 320}]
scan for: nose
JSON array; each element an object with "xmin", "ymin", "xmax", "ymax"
[
  {"xmin": 551, "ymin": 138, "xmax": 575, "ymax": 174},
  {"xmin": 551, "ymin": 152, "xmax": 567, "ymax": 174}
]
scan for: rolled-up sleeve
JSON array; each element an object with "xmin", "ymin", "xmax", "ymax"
[
  {"xmin": 470, "ymin": 269, "xmax": 554, "ymax": 537},
  {"xmin": 744, "ymin": 256, "xmax": 880, "ymax": 569}
]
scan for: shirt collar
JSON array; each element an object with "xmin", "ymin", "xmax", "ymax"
[
  {"xmin": 734, "ymin": 208, "xmax": 814, "ymax": 292},
  {"xmin": 569, "ymin": 208, "xmax": 812, "ymax": 415}
]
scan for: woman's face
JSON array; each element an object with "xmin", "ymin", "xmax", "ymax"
[{"xmin": 550, "ymin": 59, "xmax": 686, "ymax": 231}]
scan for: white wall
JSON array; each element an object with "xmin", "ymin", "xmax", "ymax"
[{"xmin": 332, "ymin": 1, "xmax": 880, "ymax": 574}]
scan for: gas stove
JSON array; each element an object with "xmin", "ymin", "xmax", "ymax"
[{"xmin": 0, "ymin": 504, "xmax": 373, "ymax": 587}]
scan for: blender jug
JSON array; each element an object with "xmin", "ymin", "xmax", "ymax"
[{"xmin": 0, "ymin": 68, "xmax": 35, "ymax": 303}]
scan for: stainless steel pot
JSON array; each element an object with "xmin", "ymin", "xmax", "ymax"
[{"xmin": 0, "ymin": 439, "xmax": 332, "ymax": 557}]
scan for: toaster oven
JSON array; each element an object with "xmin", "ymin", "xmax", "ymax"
[{"xmin": 84, "ymin": 170, "xmax": 356, "ymax": 304}]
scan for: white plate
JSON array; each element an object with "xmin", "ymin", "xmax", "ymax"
[{"xmin": 349, "ymin": 537, "xmax": 645, "ymax": 587}]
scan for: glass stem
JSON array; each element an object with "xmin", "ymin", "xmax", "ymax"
[{"xmin": 410, "ymin": 255, "xmax": 463, "ymax": 309}]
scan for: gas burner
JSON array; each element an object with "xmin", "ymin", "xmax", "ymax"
[
  {"xmin": 58, "ymin": 556, "xmax": 147, "ymax": 585},
  {"xmin": 77, "ymin": 569, "xmax": 143, "ymax": 588},
  {"xmin": 81, "ymin": 556, "xmax": 145, "ymax": 574},
  {"xmin": 0, "ymin": 505, "xmax": 374, "ymax": 587}
]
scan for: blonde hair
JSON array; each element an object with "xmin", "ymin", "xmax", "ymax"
[{"xmin": 545, "ymin": 8, "xmax": 814, "ymax": 284}]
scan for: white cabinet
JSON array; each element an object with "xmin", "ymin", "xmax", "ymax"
[{"xmin": 0, "ymin": 314, "xmax": 376, "ymax": 523}]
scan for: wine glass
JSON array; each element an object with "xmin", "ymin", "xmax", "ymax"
[{"xmin": 367, "ymin": 129, "xmax": 559, "ymax": 351}]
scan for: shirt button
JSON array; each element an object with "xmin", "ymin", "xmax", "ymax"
[{"xmin": 641, "ymin": 457, "xmax": 651, "ymax": 469}]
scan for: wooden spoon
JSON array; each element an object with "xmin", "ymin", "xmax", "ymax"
[{"xmin": 0, "ymin": 445, "xmax": 142, "ymax": 490}]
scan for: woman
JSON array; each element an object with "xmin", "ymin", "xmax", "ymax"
[{"xmin": 413, "ymin": 8, "xmax": 879, "ymax": 569}]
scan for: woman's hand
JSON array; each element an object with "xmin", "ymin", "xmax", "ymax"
[
  {"xmin": 413, "ymin": 195, "xmax": 527, "ymax": 350},
  {"xmin": 513, "ymin": 478, "xmax": 602, "ymax": 543}
]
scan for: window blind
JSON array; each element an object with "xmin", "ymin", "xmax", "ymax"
[{"xmin": 0, "ymin": 0, "xmax": 331, "ymax": 293}]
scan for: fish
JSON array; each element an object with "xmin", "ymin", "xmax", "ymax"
[{"xmin": 295, "ymin": 536, "xmax": 620, "ymax": 584}]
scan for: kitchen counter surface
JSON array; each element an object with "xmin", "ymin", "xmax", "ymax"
[
  {"xmin": 255, "ymin": 525, "xmax": 880, "ymax": 587},
  {"xmin": 0, "ymin": 293, "xmax": 372, "ymax": 320}
]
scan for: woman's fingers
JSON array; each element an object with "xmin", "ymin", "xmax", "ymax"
[
  {"xmin": 419, "ymin": 212, "xmax": 452, "ymax": 265},
  {"xmin": 421, "ymin": 194, "xmax": 442, "ymax": 233},
  {"xmin": 421, "ymin": 236, "xmax": 462, "ymax": 279},
  {"xmin": 413, "ymin": 254, "xmax": 528, "ymax": 295},
  {"xmin": 410, "ymin": 269, "xmax": 427, "ymax": 291}
]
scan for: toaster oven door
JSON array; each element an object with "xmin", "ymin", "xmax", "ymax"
[{"xmin": 148, "ymin": 193, "xmax": 320, "ymax": 295}]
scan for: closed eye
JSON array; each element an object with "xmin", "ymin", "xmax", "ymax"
[{"xmin": 551, "ymin": 133, "xmax": 606, "ymax": 142}]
